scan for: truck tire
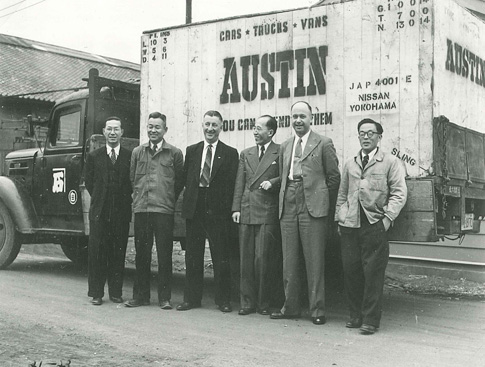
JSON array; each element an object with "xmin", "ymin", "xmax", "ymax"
[
  {"xmin": 0, "ymin": 201, "xmax": 21, "ymax": 269},
  {"xmin": 60, "ymin": 240, "xmax": 88, "ymax": 266}
]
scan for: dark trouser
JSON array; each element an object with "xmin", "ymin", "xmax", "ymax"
[
  {"xmin": 133, "ymin": 212, "xmax": 174, "ymax": 303},
  {"xmin": 88, "ymin": 218, "xmax": 129, "ymax": 299},
  {"xmin": 239, "ymin": 223, "xmax": 284, "ymax": 311},
  {"xmin": 280, "ymin": 180, "xmax": 328, "ymax": 318},
  {"xmin": 339, "ymin": 215, "xmax": 389, "ymax": 328},
  {"xmin": 183, "ymin": 188, "xmax": 232, "ymax": 306}
]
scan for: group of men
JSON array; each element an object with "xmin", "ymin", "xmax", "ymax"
[{"xmin": 84, "ymin": 101, "xmax": 407, "ymax": 336}]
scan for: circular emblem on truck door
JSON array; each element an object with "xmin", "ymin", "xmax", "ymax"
[{"xmin": 68, "ymin": 190, "xmax": 78, "ymax": 205}]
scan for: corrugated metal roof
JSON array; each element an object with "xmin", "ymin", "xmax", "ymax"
[{"xmin": 0, "ymin": 33, "xmax": 140, "ymax": 102}]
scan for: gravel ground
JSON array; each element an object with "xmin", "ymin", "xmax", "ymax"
[{"xmin": 124, "ymin": 240, "xmax": 485, "ymax": 300}]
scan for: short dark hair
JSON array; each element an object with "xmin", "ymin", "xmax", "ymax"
[
  {"xmin": 260, "ymin": 115, "xmax": 278, "ymax": 135},
  {"xmin": 357, "ymin": 118, "xmax": 383, "ymax": 134},
  {"xmin": 105, "ymin": 116, "xmax": 122, "ymax": 128},
  {"xmin": 148, "ymin": 111, "xmax": 166, "ymax": 123},
  {"xmin": 204, "ymin": 110, "xmax": 223, "ymax": 122},
  {"xmin": 291, "ymin": 101, "xmax": 312, "ymax": 114}
]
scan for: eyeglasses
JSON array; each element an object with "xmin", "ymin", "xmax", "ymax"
[{"xmin": 358, "ymin": 131, "xmax": 378, "ymax": 138}]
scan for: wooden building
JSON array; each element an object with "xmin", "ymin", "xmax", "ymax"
[{"xmin": 0, "ymin": 34, "xmax": 140, "ymax": 174}]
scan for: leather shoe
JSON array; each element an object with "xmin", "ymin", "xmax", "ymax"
[
  {"xmin": 159, "ymin": 300, "xmax": 173, "ymax": 310},
  {"xmin": 176, "ymin": 302, "xmax": 201, "ymax": 311},
  {"xmin": 91, "ymin": 297, "xmax": 102, "ymax": 306},
  {"xmin": 270, "ymin": 311, "xmax": 299, "ymax": 320},
  {"xmin": 258, "ymin": 309, "xmax": 270, "ymax": 316},
  {"xmin": 219, "ymin": 303, "xmax": 232, "ymax": 313},
  {"xmin": 124, "ymin": 299, "xmax": 150, "ymax": 307},
  {"xmin": 360, "ymin": 324, "xmax": 377, "ymax": 335},
  {"xmin": 238, "ymin": 308, "xmax": 255, "ymax": 315},
  {"xmin": 312, "ymin": 316, "xmax": 326, "ymax": 325},
  {"xmin": 109, "ymin": 296, "xmax": 123, "ymax": 303},
  {"xmin": 346, "ymin": 318, "xmax": 363, "ymax": 328}
]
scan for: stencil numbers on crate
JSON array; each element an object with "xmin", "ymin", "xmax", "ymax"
[
  {"xmin": 376, "ymin": 0, "xmax": 431, "ymax": 32},
  {"xmin": 142, "ymin": 31, "xmax": 170, "ymax": 63}
]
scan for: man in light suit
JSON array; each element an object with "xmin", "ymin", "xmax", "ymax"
[
  {"xmin": 232, "ymin": 115, "xmax": 284, "ymax": 316},
  {"xmin": 84, "ymin": 116, "xmax": 132, "ymax": 306},
  {"xmin": 270, "ymin": 101, "xmax": 340, "ymax": 325},
  {"xmin": 177, "ymin": 110, "xmax": 239, "ymax": 313},
  {"xmin": 336, "ymin": 118, "xmax": 407, "ymax": 335}
]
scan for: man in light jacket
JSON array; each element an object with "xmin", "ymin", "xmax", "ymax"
[
  {"xmin": 335, "ymin": 118, "xmax": 407, "ymax": 335},
  {"xmin": 125, "ymin": 112, "xmax": 184, "ymax": 310}
]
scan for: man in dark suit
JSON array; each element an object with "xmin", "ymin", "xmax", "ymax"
[
  {"xmin": 84, "ymin": 116, "xmax": 132, "ymax": 306},
  {"xmin": 177, "ymin": 110, "xmax": 238, "ymax": 313},
  {"xmin": 270, "ymin": 101, "xmax": 340, "ymax": 325},
  {"xmin": 232, "ymin": 115, "xmax": 283, "ymax": 316}
]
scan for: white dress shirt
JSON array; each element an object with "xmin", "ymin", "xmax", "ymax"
[
  {"xmin": 289, "ymin": 130, "xmax": 310, "ymax": 180},
  {"xmin": 200, "ymin": 140, "xmax": 218, "ymax": 179},
  {"xmin": 106, "ymin": 144, "xmax": 120, "ymax": 159},
  {"xmin": 258, "ymin": 141, "xmax": 271, "ymax": 159},
  {"xmin": 361, "ymin": 147, "xmax": 378, "ymax": 163},
  {"xmin": 150, "ymin": 140, "xmax": 163, "ymax": 153}
]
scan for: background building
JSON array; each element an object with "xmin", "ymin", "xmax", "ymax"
[{"xmin": 0, "ymin": 34, "xmax": 140, "ymax": 174}]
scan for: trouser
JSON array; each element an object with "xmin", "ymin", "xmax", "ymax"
[
  {"xmin": 183, "ymin": 188, "xmax": 232, "ymax": 306},
  {"xmin": 339, "ymin": 213, "xmax": 389, "ymax": 327},
  {"xmin": 239, "ymin": 223, "xmax": 284, "ymax": 311},
  {"xmin": 280, "ymin": 180, "xmax": 328, "ymax": 318},
  {"xmin": 88, "ymin": 218, "xmax": 129, "ymax": 298},
  {"xmin": 133, "ymin": 212, "xmax": 174, "ymax": 302}
]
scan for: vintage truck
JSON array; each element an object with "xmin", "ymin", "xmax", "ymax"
[
  {"xmin": 139, "ymin": 0, "xmax": 485, "ymax": 264},
  {"xmin": 0, "ymin": 69, "xmax": 140, "ymax": 268}
]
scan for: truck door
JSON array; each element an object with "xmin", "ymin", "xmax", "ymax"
[{"xmin": 35, "ymin": 101, "xmax": 85, "ymax": 231}]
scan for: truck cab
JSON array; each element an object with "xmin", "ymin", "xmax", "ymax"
[{"xmin": 0, "ymin": 69, "xmax": 140, "ymax": 268}]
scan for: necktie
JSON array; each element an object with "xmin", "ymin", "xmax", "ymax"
[
  {"xmin": 110, "ymin": 148, "xmax": 116, "ymax": 165},
  {"xmin": 362, "ymin": 154, "xmax": 369, "ymax": 169},
  {"xmin": 293, "ymin": 138, "xmax": 303, "ymax": 178},
  {"xmin": 200, "ymin": 144, "xmax": 212, "ymax": 187},
  {"xmin": 259, "ymin": 145, "xmax": 265, "ymax": 161},
  {"xmin": 152, "ymin": 143, "xmax": 158, "ymax": 155}
]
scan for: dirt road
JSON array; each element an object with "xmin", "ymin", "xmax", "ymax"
[{"xmin": 1, "ymin": 246, "xmax": 484, "ymax": 367}]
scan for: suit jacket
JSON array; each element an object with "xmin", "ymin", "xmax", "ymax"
[
  {"xmin": 84, "ymin": 146, "xmax": 132, "ymax": 222},
  {"xmin": 232, "ymin": 142, "xmax": 280, "ymax": 225},
  {"xmin": 335, "ymin": 149, "xmax": 407, "ymax": 227},
  {"xmin": 279, "ymin": 130, "xmax": 340, "ymax": 219},
  {"xmin": 182, "ymin": 140, "xmax": 238, "ymax": 219}
]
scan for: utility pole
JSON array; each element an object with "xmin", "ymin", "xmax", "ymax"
[{"xmin": 186, "ymin": 0, "xmax": 192, "ymax": 24}]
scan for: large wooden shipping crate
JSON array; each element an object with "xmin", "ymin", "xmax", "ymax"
[{"xmin": 140, "ymin": 0, "xmax": 485, "ymax": 244}]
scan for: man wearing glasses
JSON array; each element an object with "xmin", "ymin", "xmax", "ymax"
[
  {"xmin": 335, "ymin": 118, "xmax": 407, "ymax": 335},
  {"xmin": 232, "ymin": 115, "xmax": 284, "ymax": 316},
  {"xmin": 84, "ymin": 117, "xmax": 132, "ymax": 306}
]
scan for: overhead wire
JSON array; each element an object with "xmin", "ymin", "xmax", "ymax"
[
  {"xmin": 0, "ymin": 0, "xmax": 28, "ymax": 13},
  {"xmin": 0, "ymin": 0, "xmax": 48, "ymax": 19}
]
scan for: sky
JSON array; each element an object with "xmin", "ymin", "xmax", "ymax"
[{"xmin": 0, "ymin": 0, "xmax": 315, "ymax": 63}]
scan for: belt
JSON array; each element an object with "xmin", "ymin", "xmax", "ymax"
[{"xmin": 288, "ymin": 176, "xmax": 303, "ymax": 183}]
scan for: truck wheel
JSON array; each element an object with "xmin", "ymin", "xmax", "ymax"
[
  {"xmin": 0, "ymin": 201, "xmax": 21, "ymax": 269},
  {"xmin": 60, "ymin": 240, "xmax": 88, "ymax": 266}
]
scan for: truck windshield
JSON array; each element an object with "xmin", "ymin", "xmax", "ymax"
[{"xmin": 50, "ymin": 109, "xmax": 81, "ymax": 148}]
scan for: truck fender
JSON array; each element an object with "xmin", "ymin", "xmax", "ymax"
[{"xmin": 0, "ymin": 177, "xmax": 38, "ymax": 233}]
